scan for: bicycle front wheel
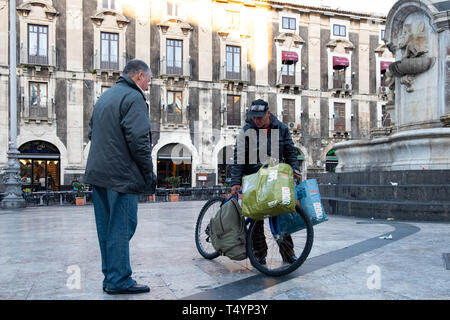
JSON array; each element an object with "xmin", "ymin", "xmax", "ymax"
[
  {"xmin": 195, "ymin": 197, "xmax": 224, "ymax": 260},
  {"xmin": 246, "ymin": 205, "xmax": 314, "ymax": 277}
]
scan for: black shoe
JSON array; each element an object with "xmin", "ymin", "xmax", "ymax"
[
  {"xmin": 282, "ymin": 255, "xmax": 297, "ymax": 264},
  {"xmin": 105, "ymin": 283, "xmax": 150, "ymax": 295}
]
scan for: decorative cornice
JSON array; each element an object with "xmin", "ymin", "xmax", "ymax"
[
  {"xmin": 326, "ymin": 38, "xmax": 355, "ymax": 50},
  {"xmin": 17, "ymin": 1, "xmax": 59, "ymax": 20},
  {"xmin": 157, "ymin": 17, "xmax": 193, "ymax": 35},
  {"xmin": 90, "ymin": 10, "xmax": 129, "ymax": 28},
  {"xmin": 274, "ymin": 32, "xmax": 305, "ymax": 46}
]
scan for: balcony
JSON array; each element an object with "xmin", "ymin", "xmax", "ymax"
[
  {"xmin": 92, "ymin": 51, "xmax": 127, "ymax": 76},
  {"xmin": 276, "ymin": 69, "xmax": 301, "ymax": 90},
  {"xmin": 220, "ymin": 64, "xmax": 249, "ymax": 90},
  {"xmin": 331, "ymin": 81, "xmax": 352, "ymax": 97},
  {"xmin": 161, "ymin": 104, "xmax": 185, "ymax": 128},
  {"xmin": 160, "ymin": 58, "xmax": 191, "ymax": 79},
  {"xmin": 19, "ymin": 45, "xmax": 57, "ymax": 70},
  {"xmin": 21, "ymin": 99, "xmax": 55, "ymax": 124}
]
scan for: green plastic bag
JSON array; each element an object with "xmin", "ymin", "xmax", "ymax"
[{"xmin": 241, "ymin": 160, "xmax": 295, "ymax": 220}]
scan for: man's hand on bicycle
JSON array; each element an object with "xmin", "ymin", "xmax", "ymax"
[
  {"xmin": 231, "ymin": 185, "xmax": 241, "ymax": 195},
  {"xmin": 294, "ymin": 169, "xmax": 302, "ymax": 181}
]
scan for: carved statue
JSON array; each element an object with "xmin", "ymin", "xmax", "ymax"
[
  {"xmin": 389, "ymin": 22, "xmax": 435, "ymax": 92},
  {"xmin": 399, "ymin": 23, "xmax": 428, "ymax": 58}
]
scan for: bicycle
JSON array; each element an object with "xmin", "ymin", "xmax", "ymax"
[{"xmin": 195, "ymin": 192, "xmax": 314, "ymax": 277}]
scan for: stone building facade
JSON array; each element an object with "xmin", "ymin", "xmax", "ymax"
[{"xmin": 0, "ymin": 0, "xmax": 394, "ymax": 190}]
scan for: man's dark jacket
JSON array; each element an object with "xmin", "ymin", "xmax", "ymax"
[
  {"xmin": 85, "ymin": 75, "xmax": 156, "ymax": 194},
  {"xmin": 230, "ymin": 113, "xmax": 300, "ymax": 186}
]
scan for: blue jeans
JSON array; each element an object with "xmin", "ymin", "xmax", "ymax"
[{"xmin": 92, "ymin": 186, "xmax": 138, "ymax": 290}]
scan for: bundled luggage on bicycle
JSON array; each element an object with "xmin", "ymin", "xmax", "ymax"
[
  {"xmin": 194, "ymin": 170, "xmax": 327, "ymax": 276},
  {"xmin": 208, "ymin": 197, "xmax": 247, "ymax": 261}
]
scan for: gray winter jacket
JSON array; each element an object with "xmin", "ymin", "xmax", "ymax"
[
  {"xmin": 230, "ymin": 113, "xmax": 300, "ymax": 186},
  {"xmin": 85, "ymin": 75, "xmax": 156, "ymax": 194}
]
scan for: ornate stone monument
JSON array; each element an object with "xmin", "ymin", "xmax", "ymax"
[
  {"xmin": 334, "ymin": 0, "xmax": 450, "ymax": 172},
  {"xmin": 316, "ymin": 0, "xmax": 450, "ymax": 221}
]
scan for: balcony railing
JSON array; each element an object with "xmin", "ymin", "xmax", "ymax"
[
  {"xmin": 276, "ymin": 69, "xmax": 301, "ymax": 87},
  {"xmin": 92, "ymin": 51, "xmax": 127, "ymax": 72},
  {"xmin": 160, "ymin": 59, "xmax": 191, "ymax": 78},
  {"xmin": 21, "ymin": 99, "xmax": 55, "ymax": 122},
  {"xmin": 220, "ymin": 63, "xmax": 250, "ymax": 82},
  {"xmin": 162, "ymin": 104, "xmax": 184, "ymax": 126},
  {"xmin": 19, "ymin": 45, "xmax": 57, "ymax": 67},
  {"xmin": 29, "ymin": 103, "xmax": 49, "ymax": 118}
]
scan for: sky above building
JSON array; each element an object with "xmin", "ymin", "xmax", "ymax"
[{"xmin": 289, "ymin": 0, "xmax": 398, "ymax": 15}]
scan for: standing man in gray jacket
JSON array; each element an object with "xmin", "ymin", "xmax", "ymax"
[{"xmin": 85, "ymin": 59, "xmax": 156, "ymax": 295}]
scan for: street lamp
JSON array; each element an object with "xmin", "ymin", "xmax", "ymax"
[{"xmin": 1, "ymin": 0, "xmax": 26, "ymax": 209}]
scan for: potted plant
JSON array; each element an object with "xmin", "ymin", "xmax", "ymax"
[
  {"xmin": 165, "ymin": 176, "xmax": 181, "ymax": 202},
  {"xmin": 72, "ymin": 182, "xmax": 86, "ymax": 206}
]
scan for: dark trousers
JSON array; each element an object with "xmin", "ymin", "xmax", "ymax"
[
  {"xmin": 92, "ymin": 186, "xmax": 138, "ymax": 290},
  {"xmin": 251, "ymin": 220, "xmax": 294, "ymax": 260}
]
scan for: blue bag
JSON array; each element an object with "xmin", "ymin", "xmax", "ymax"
[{"xmin": 273, "ymin": 179, "xmax": 328, "ymax": 235}]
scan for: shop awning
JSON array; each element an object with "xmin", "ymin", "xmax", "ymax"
[
  {"xmin": 380, "ymin": 61, "xmax": 392, "ymax": 72},
  {"xmin": 333, "ymin": 56, "xmax": 349, "ymax": 69},
  {"xmin": 157, "ymin": 144, "xmax": 191, "ymax": 161},
  {"xmin": 19, "ymin": 153, "xmax": 60, "ymax": 160},
  {"xmin": 282, "ymin": 51, "xmax": 298, "ymax": 62}
]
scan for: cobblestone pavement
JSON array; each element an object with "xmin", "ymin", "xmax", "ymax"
[{"xmin": 0, "ymin": 201, "xmax": 449, "ymax": 300}]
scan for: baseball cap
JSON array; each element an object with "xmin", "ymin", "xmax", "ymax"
[{"xmin": 248, "ymin": 99, "xmax": 269, "ymax": 118}]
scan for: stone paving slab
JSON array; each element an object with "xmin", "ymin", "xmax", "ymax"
[{"xmin": 0, "ymin": 201, "xmax": 449, "ymax": 300}]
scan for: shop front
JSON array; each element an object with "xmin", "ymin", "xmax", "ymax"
[
  {"xmin": 157, "ymin": 143, "xmax": 192, "ymax": 188},
  {"xmin": 18, "ymin": 141, "xmax": 61, "ymax": 192}
]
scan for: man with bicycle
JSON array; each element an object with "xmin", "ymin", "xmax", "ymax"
[{"xmin": 230, "ymin": 99, "xmax": 302, "ymax": 265}]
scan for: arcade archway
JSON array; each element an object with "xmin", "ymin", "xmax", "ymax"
[
  {"xmin": 18, "ymin": 141, "xmax": 61, "ymax": 191},
  {"xmin": 157, "ymin": 143, "xmax": 192, "ymax": 187}
]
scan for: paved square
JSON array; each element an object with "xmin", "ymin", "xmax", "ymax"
[{"xmin": 0, "ymin": 201, "xmax": 449, "ymax": 300}]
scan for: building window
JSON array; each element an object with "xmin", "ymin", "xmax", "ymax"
[
  {"xmin": 281, "ymin": 62, "xmax": 295, "ymax": 84},
  {"xmin": 227, "ymin": 10, "xmax": 240, "ymax": 27},
  {"xmin": 333, "ymin": 24, "xmax": 346, "ymax": 37},
  {"xmin": 28, "ymin": 24, "xmax": 48, "ymax": 65},
  {"xmin": 29, "ymin": 82, "xmax": 48, "ymax": 118},
  {"xmin": 167, "ymin": 1, "xmax": 180, "ymax": 16},
  {"xmin": 166, "ymin": 39, "xmax": 183, "ymax": 75},
  {"xmin": 381, "ymin": 29, "xmax": 385, "ymax": 41},
  {"xmin": 334, "ymin": 102, "xmax": 346, "ymax": 132},
  {"xmin": 333, "ymin": 69, "xmax": 345, "ymax": 89},
  {"xmin": 29, "ymin": 82, "xmax": 48, "ymax": 107},
  {"xmin": 166, "ymin": 91, "xmax": 183, "ymax": 124},
  {"xmin": 227, "ymin": 95, "xmax": 241, "ymax": 126},
  {"xmin": 282, "ymin": 99, "xmax": 295, "ymax": 124},
  {"xmin": 102, "ymin": 0, "xmax": 116, "ymax": 10},
  {"xmin": 226, "ymin": 45, "xmax": 241, "ymax": 80},
  {"xmin": 282, "ymin": 17, "xmax": 296, "ymax": 31},
  {"xmin": 101, "ymin": 32, "xmax": 119, "ymax": 70}
]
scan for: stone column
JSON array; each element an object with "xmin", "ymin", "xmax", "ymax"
[
  {"xmin": 307, "ymin": 13, "xmax": 322, "ymax": 139},
  {"xmin": 0, "ymin": 0, "xmax": 8, "ymax": 167},
  {"xmin": 65, "ymin": 0, "xmax": 84, "ymax": 174}
]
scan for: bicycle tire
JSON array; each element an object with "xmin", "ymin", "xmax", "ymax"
[
  {"xmin": 246, "ymin": 204, "xmax": 314, "ymax": 277},
  {"xmin": 195, "ymin": 196, "xmax": 224, "ymax": 260}
]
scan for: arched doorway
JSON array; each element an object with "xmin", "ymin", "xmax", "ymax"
[
  {"xmin": 157, "ymin": 143, "xmax": 192, "ymax": 187},
  {"xmin": 326, "ymin": 148, "xmax": 338, "ymax": 172},
  {"xmin": 18, "ymin": 141, "xmax": 61, "ymax": 192},
  {"xmin": 217, "ymin": 145, "xmax": 234, "ymax": 185}
]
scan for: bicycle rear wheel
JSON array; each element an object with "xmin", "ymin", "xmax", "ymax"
[
  {"xmin": 195, "ymin": 197, "xmax": 224, "ymax": 259},
  {"xmin": 246, "ymin": 205, "xmax": 314, "ymax": 277}
]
